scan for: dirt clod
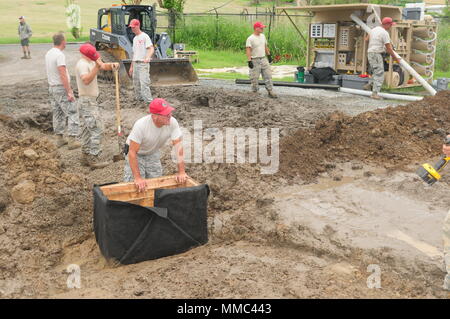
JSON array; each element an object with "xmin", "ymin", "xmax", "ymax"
[{"xmin": 11, "ymin": 180, "xmax": 36, "ymax": 204}]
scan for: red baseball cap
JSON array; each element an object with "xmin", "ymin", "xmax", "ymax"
[
  {"xmin": 130, "ymin": 19, "xmax": 140, "ymax": 28},
  {"xmin": 382, "ymin": 17, "xmax": 396, "ymax": 25},
  {"xmin": 149, "ymin": 98, "xmax": 174, "ymax": 116},
  {"xmin": 79, "ymin": 43, "xmax": 100, "ymax": 61},
  {"xmin": 253, "ymin": 21, "xmax": 266, "ymax": 29}
]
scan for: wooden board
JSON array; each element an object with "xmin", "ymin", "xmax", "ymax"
[{"xmin": 100, "ymin": 175, "xmax": 200, "ymax": 207}]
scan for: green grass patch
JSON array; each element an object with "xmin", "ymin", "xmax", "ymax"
[
  {"xmin": 0, "ymin": 35, "xmax": 90, "ymax": 44},
  {"xmin": 176, "ymin": 16, "xmax": 307, "ymax": 64},
  {"xmin": 198, "ymin": 71, "xmax": 295, "ymax": 82},
  {"xmin": 190, "ymin": 48, "xmax": 299, "ymax": 69}
]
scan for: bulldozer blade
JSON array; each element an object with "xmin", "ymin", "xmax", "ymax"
[{"xmin": 122, "ymin": 58, "xmax": 198, "ymax": 87}]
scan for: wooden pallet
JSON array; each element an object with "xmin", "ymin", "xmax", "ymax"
[{"xmin": 100, "ymin": 175, "xmax": 199, "ymax": 207}]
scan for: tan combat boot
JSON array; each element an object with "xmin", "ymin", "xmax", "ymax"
[
  {"xmin": 56, "ymin": 135, "xmax": 68, "ymax": 148},
  {"xmin": 370, "ymin": 93, "xmax": 383, "ymax": 100},
  {"xmin": 363, "ymin": 83, "xmax": 372, "ymax": 91},
  {"xmin": 267, "ymin": 90, "xmax": 278, "ymax": 99},
  {"xmin": 86, "ymin": 154, "xmax": 110, "ymax": 170},
  {"xmin": 67, "ymin": 137, "xmax": 81, "ymax": 150}
]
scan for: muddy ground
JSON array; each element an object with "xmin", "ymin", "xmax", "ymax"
[{"xmin": 0, "ymin": 44, "xmax": 450, "ymax": 299}]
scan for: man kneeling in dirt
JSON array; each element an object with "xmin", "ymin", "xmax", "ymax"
[
  {"xmin": 441, "ymin": 139, "xmax": 450, "ymax": 291},
  {"xmin": 123, "ymin": 98, "xmax": 187, "ymax": 191},
  {"xmin": 75, "ymin": 43, "xmax": 119, "ymax": 169}
]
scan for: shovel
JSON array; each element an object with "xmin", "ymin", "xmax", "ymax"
[{"xmin": 113, "ymin": 69, "xmax": 125, "ymax": 162}]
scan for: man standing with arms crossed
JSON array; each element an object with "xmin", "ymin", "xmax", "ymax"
[
  {"xmin": 18, "ymin": 16, "xmax": 32, "ymax": 59},
  {"xmin": 124, "ymin": 98, "xmax": 187, "ymax": 191},
  {"xmin": 364, "ymin": 17, "xmax": 401, "ymax": 100},
  {"xmin": 128, "ymin": 19, "xmax": 154, "ymax": 104},
  {"xmin": 45, "ymin": 32, "xmax": 80, "ymax": 149},
  {"xmin": 75, "ymin": 43, "xmax": 119, "ymax": 169},
  {"xmin": 246, "ymin": 21, "xmax": 277, "ymax": 99}
]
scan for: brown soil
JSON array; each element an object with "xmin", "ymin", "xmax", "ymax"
[
  {"xmin": 0, "ymin": 79, "xmax": 449, "ymax": 299},
  {"xmin": 280, "ymin": 91, "xmax": 450, "ymax": 181}
]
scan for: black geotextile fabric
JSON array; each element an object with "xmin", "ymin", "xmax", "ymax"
[{"xmin": 93, "ymin": 183, "xmax": 210, "ymax": 265}]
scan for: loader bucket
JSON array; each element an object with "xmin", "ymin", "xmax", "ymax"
[{"xmin": 122, "ymin": 58, "xmax": 198, "ymax": 87}]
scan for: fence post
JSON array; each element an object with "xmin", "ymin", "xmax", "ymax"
[{"xmin": 214, "ymin": 8, "xmax": 219, "ymax": 47}]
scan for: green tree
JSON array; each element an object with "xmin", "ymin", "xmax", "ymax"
[
  {"xmin": 157, "ymin": 0, "xmax": 187, "ymax": 42},
  {"xmin": 65, "ymin": 0, "xmax": 81, "ymax": 39}
]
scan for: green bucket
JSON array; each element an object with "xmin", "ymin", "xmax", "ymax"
[{"xmin": 296, "ymin": 67, "xmax": 305, "ymax": 83}]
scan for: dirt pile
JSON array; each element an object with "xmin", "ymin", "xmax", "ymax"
[
  {"xmin": 0, "ymin": 127, "xmax": 92, "ymax": 296},
  {"xmin": 280, "ymin": 91, "xmax": 450, "ymax": 181}
]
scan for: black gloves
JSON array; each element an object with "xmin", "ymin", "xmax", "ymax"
[
  {"xmin": 248, "ymin": 61, "xmax": 254, "ymax": 69},
  {"xmin": 267, "ymin": 55, "xmax": 273, "ymax": 63}
]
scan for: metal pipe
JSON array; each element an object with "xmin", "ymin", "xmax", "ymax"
[
  {"xmin": 339, "ymin": 87, "xmax": 423, "ymax": 101},
  {"xmin": 350, "ymin": 13, "xmax": 437, "ymax": 96},
  {"xmin": 235, "ymin": 79, "xmax": 340, "ymax": 90}
]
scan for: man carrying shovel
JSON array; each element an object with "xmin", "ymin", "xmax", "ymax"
[{"xmin": 123, "ymin": 98, "xmax": 187, "ymax": 191}]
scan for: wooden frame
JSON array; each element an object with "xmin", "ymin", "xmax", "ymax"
[
  {"xmin": 100, "ymin": 175, "xmax": 200, "ymax": 207},
  {"xmin": 276, "ymin": 4, "xmax": 437, "ymax": 89}
]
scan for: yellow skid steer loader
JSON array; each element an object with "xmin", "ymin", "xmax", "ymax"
[{"xmin": 90, "ymin": 4, "xmax": 198, "ymax": 86}]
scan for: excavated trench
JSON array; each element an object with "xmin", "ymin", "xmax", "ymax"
[{"xmin": 0, "ymin": 80, "xmax": 449, "ymax": 298}]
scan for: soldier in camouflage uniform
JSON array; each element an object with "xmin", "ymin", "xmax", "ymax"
[
  {"xmin": 364, "ymin": 17, "xmax": 401, "ymax": 100},
  {"xmin": 124, "ymin": 98, "xmax": 187, "ymax": 191},
  {"xmin": 245, "ymin": 21, "xmax": 277, "ymax": 99},
  {"xmin": 18, "ymin": 16, "xmax": 32, "ymax": 59},
  {"xmin": 75, "ymin": 43, "xmax": 119, "ymax": 169},
  {"xmin": 128, "ymin": 19, "xmax": 154, "ymax": 104},
  {"xmin": 45, "ymin": 32, "xmax": 80, "ymax": 149},
  {"xmin": 444, "ymin": 211, "xmax": 450, "ymax": 291},
  {"xmin": 442, "ymin": 138, "xmax": 450, "ymax": 291}
]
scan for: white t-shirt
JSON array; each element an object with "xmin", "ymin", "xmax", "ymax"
[
  {"xmin": 246, "ymin": 33, "xmax": 267, "ymax": 58},
  {"xmin": 45, "ymin": 47, "xmax": 70, "ymax": 86},
  {"xmin": 127, "ymin": 115, "xmax": 182, "ymax": 155},
  {"xmin": 132, "ymin": 32, "xmax": 153, "ymax": 61},
  {"xmin": 368, "ymin": 26, "xmax": 391, "ymax": 53},
  {"xmin": 75, "ymin": 58, "xmax": 99, "ymax": 97}
]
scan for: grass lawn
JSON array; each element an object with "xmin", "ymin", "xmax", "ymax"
[
  {"xmin": 191, "ymin": 48, "xmax": 299, "ymax": 69},
  {"xmin": 0, "ymin": 0, "xmax": 256, "ymax": 40},
  {"xmin": 198, "ymin": 72, "xmax": 296, "ymax": 82}
]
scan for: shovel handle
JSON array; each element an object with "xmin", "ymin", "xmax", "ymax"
[{"xmin": 114, "ymin": 69, "xmax": 121, "ymax": 134}]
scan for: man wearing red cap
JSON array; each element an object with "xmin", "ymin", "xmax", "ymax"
[
  {"xmin": 128, "ymin": 19, "xmax": 154, "ymax": 104},
  {"xmin": 123, "ymin": 98, "xmax": 187, "ymax": 191},
  {"xmin": 245, "ymin": 21, "xmax": 277, "ymax": 98},
  {"xmin": 365, "ymin": 17, "xmax": 401, "ymax": 100},
  {"xmin": 75, "ymin": 43, "xmax": 119, "ymax": 169}
]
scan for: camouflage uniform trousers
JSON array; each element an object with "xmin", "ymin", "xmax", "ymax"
[
  {"xmin": 133, "ymin": 62, "xmax": 153, "ymax": 103},
  {"xmin": 123, "ymin": 151, "xmax": 163, "ymax": 182},
  {"xmin": 444, "ymin": 209, "xmax": 450, "ymax": 290},
  {"xmin": 249, "ymin": 57, "xmax": 273, "ymax": 92},
  {"xmin": 368, "ymin": 52, "xmax": 385, "ymax": 94},
  {"xmin": 49, "ymin": 85, "xmax": 79, "ymax": 136},
  {"xmin": 78, "ymin": 96, "xmax": 103, "ymax": 156}
]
